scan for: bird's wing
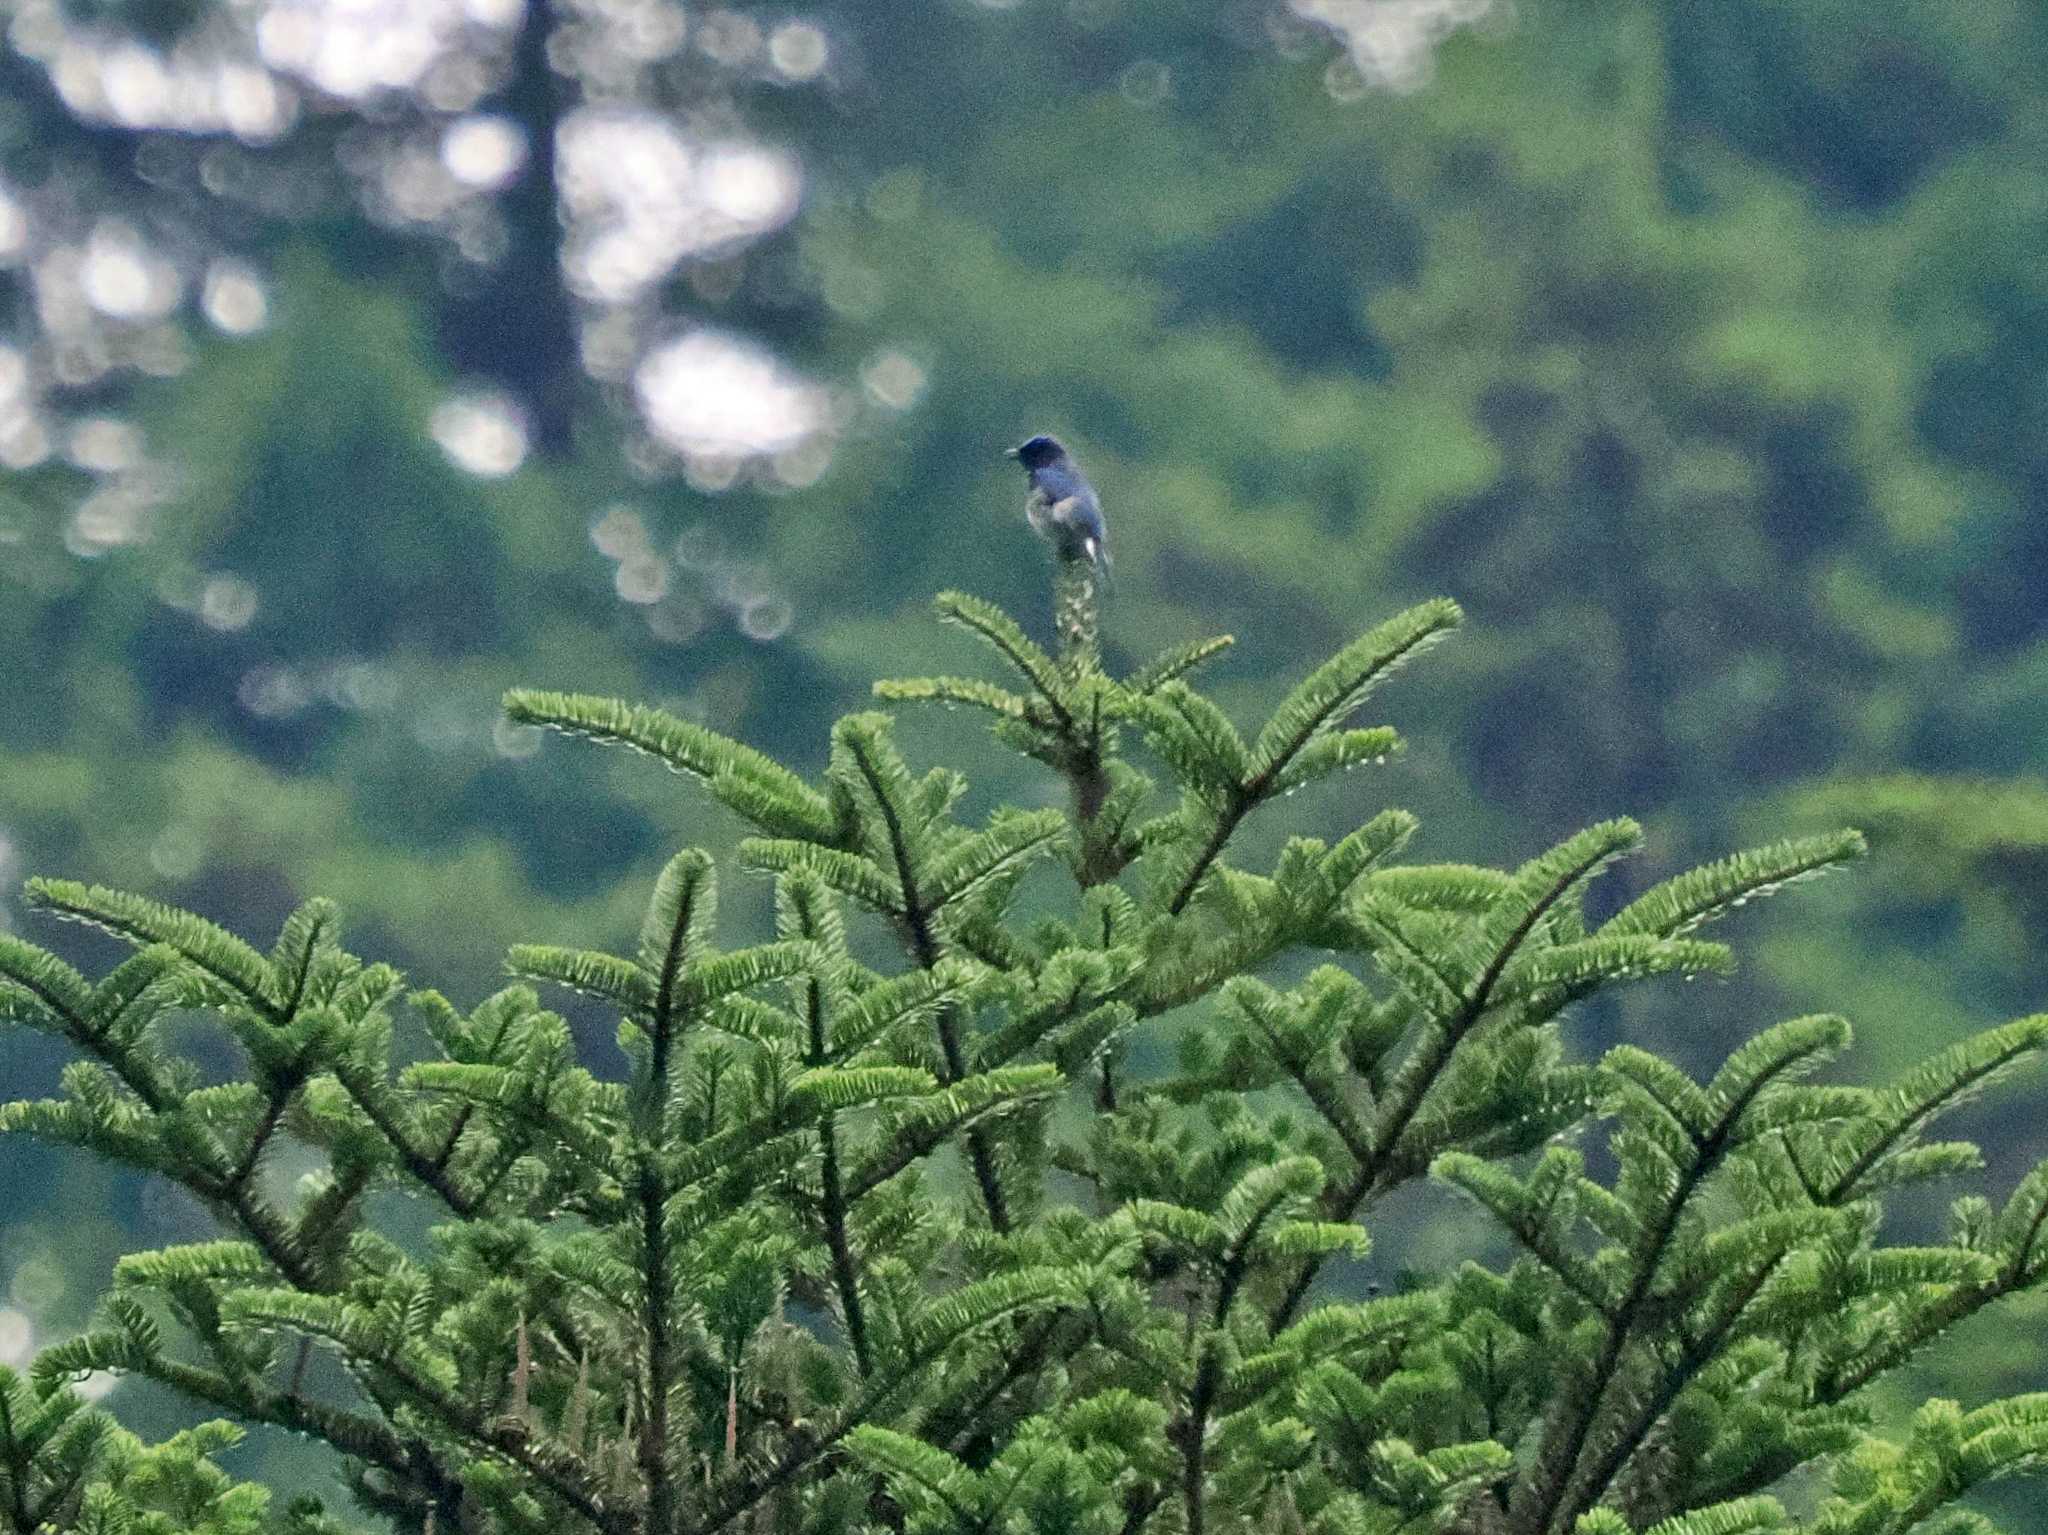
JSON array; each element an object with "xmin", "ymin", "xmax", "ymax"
[{"xmin": 1024, "ymin": 486, "xmax": 1056, "ymax": 537}]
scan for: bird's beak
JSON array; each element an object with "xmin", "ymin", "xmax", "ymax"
[{"xmin": 1003, "ymin": 446, "xmax": 1021, "ymax": 459}]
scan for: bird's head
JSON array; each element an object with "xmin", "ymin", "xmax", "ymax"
[{"xmin": 1007, "ymin": 434, "xmax": 1066, "ymax": 470}]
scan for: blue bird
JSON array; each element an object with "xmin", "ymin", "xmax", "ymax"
[{"xmin": 1008, "ymin": 434, "xmax": 1109, "ymax": 571}]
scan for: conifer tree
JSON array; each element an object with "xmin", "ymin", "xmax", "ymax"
[{"xmin": 4, "ymin": 521, "xmax": 2048, "ymax": 1535}]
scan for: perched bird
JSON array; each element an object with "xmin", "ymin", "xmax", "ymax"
[{"xmin": 1008, "ymin": 434, "xmax": 1109, "ymax": 570}]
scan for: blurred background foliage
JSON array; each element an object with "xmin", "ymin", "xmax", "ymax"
[{"xmin": 3, "ymin": 0, "xmax": 2048, "ymax": 1509}]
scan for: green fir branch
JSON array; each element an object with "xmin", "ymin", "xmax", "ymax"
[
  {"xmin": 8, "ymin": 562, "xmax": 2048, "ymax": 1535},
  {"xmin": 502, "ymin": 690, "xmax": 839, "ymax": 843}
]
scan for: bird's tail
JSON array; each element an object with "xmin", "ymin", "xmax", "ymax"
[{"xmin": 1084, "ymin": 535, "xmax": 1112, "ymax": 586}]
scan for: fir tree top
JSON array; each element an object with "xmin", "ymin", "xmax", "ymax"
[{"xmin": 1, "ymin": 528, "xmax": 2045, "ymax": 1535}]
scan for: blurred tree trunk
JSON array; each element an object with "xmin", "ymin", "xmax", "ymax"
[{"xmin": 440, "ymin": 0, "xmax": 582, "ymax": 456}]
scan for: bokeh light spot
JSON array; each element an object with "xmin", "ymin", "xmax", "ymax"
[
  {"xmin": 1290, "ymin": 0, "xmax": 1502, "ymax": 91},
  {"xmin": 771, "ymin": 438, "xmax": 832, "ymax": 489},
  {"xmin": 9, "ymin": 1253, "xmax": 65, "ymax": 1313},
  {"xmin": 615, "ymin": 555, "xmax": 671, "ymax": 605},
  {"xmin": 0, "ymin": 1309, "xmax": 32, "ymax": 1367},
  {"xmin": 67, "ymin": 416, "xmax": 142, "ymax": 472},
  {"xmin": 203, "ymin": 261, "xmax": 271, "ymax": 334},
  {"xmin": 0, "ymin": 189, "xmax": 27, "ymax": 262},
  {"xmin": 670, "ymin": 526, "xmax": 720, "ymax": 571},
  {"xmin": 81, "ymin": 222, "xmax": 180, "ymax": 320},
  {"xmin": 591, "ymin": 505, "xmax": 652, "ymax": 558},
  {"xmin": 682, "ymin": 453, "xmax": 743, "ymax": 492},
  {"xmin": 646, "ymin": 594, "xmax": 708, "ymax": 644},
  {"xmin": 326, "ymin": 660, "xmax": 400, "ymax": 713},
  {"xmin": 560, "ymin": 109, "xmax": 802, "ymax": 303},
  {"xmin": 861, "ymin": 349, "xmax": 927, "ymax": 411},
  {"xmin": 1, "ymin": 415, "xmax": 54, "ymax": 470},
  {"xmin": 696, "ymin": 10, "xmax": 763, "ymax": 64},
  {"xmin": 431, "ymin": 391, "xmax": 529, "ymax": 477},
  {"xmin": 739, "ymin": 594, "xmax": 794, "ymax": 642},
  {"xmin": 768, "ymin": 21, "xmax": 829, "ymax": 81},
  {"xmin": 238, "ymin": 664, "xmax": 311, "ymax": 719},
  {"xmin": 257, "ymin": 0, "xmax": 492, "ymax": 100},
  {"xmin": 412, "ymin": 701, "xmax": 480, "ymax": 753},
  {"xmin": 149, "ymin": 823, "xmax": 209, "ymax": 880},
  {"xmin": 492, "ymin": 718, "xmax": 545, "ymax": 759},
  {"xmin": 701, "ymin": 143, "xmax": 799, "ymax": 226},
  {"xmin": 634, "ymin": 329, "xmax": 827, "ymax": 459},
  {"xmin": 463, "ymin": 0, "xmax": 523, "ymax": 28},
  {"xmin": 441, "ymin": 113, "xmax": 527, "ymax": 190},
  {"xmin": 198, "ymin": 573, "xmax": 260, "ymax": 632},
  {"xmin": 821, "ymin": 260, "xmax": 883, "ymax": 318},
  {"xmin": 1323, "ymin": 54, "xmax": 1371, "ymax": 100},
  {"xmin": 67, "ymin": 484, "xmax": 155, "ymax": 556}
]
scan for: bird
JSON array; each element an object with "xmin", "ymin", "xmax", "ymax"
[{"xmin": 1008, "ymin": 434, "xmax": 1109, "ymax": 571}]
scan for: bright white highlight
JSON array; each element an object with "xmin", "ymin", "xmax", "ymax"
[
  {"xmin": 431, "ymin": 391, "xmax": 529, "ymax": 477},
  {"xmin": 441, "ymin": 113, "xmax": 527, "ymax": 189},
  {"xmin": 560, "ymin": 109, "xmax": 801, "ymax": 303},
  {"xmin": 634, "ymin": 330, "xmax": 825, "ymax": 457},
  {"xmin": 1290, "ymin": 0, "xmax": 1501, "ymax": 90}
]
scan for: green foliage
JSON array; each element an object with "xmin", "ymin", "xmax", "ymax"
[
  {"xmin": 10, "ymin": 4, "xmax": 2048, "ymax": 1320},
  {"xmin": 4, "ymin": 574, "xmax": 2048, "ymax": 1535},
  {"xmin": 0, "ymin": 1368, "xmax": 346, "ymax": 1535}
]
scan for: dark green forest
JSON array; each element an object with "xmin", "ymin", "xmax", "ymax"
[{"xmin": 2, "ymin": 0, "xmax": 2047, "ymax": 1525}]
